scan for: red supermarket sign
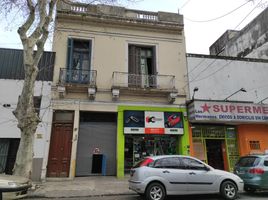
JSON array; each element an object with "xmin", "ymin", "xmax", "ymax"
[{"xmin": 188, "ymin": 101, "xmax": 268, "ymax": 123}]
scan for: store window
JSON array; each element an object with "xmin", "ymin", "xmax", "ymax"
[{"xmin": 124, "ymin": 135, "xmax": 177, "ymax": 172}]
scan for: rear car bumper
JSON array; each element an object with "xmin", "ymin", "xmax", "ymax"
[
  {"xmin": 243, "ymin": 178, "xmax": 268, "ymax": 190},
  {"xmin": 129, "ymin": 180, "xmax": 146, "ymax": 194}
]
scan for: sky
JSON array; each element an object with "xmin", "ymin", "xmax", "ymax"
[{"xmin": 0, "ymin": 0, "xmax": 267, "ymax": 54}]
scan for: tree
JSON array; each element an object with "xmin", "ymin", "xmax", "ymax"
[{"xmin": 0, "ymin": 0, "xmax": 137, "ymax": 179}]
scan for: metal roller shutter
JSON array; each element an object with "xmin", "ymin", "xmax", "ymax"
[{"xmin": 76, "ymin": 122, "xmax": 116, "ymax": 176}]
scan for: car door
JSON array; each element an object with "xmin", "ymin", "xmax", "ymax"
[
  {"xmin": 152, "ymin": 157, "xmax": 188, "ymax": 194},
  {"xmin": 263, "ymin": 157, "xmax": 268, "ymax": 188},
  {"xmin": 181, "ymin": 157, "xmax": 218, "ymax": 193}
]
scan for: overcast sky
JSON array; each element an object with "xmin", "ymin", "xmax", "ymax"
[{"xmin": 0, "ymin": 0, "xmax": 266, "ymax": 54}]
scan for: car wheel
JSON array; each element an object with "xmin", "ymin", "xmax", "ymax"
[
  {"xmin": 146, "ymin": 182, "xmax": 166, "ymax": 200},
  {"xmin": 220, "ymin": 181, "xmax": 238, "ymax": 200}
]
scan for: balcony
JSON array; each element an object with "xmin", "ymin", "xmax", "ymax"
[
  {"xmin": 57, "ymin": 68, "xmax": 97, "ymax": 99},
  {"xmin": 112, "ymin": 72, "xmax": 178, "ymax": 98}
]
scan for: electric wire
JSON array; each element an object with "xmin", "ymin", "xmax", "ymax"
[
  {"xmin": 180, "ymin": 0, "xmax": 192, "ymax": 10},
  {"xmin": 186, "ymin": 0, "xmax": 264, "ymax": 85},
  {"xmin": 184, "ymin": 0, "xmax": 251, "ymax": 23},
  {"xmin": 233, "ymin": 0, "xmax": 263, "ymax": 30}
]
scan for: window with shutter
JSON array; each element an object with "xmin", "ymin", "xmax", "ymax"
[
  {"xmin": 66, "ymin": 38, "xmax": 92, "ymax": 84},
  {"xmin": 128, "ymin": 44, "xmax": 156, "ymax": 88}
]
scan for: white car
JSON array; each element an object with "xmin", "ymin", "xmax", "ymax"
[
  {"xmin": 0, "ymin": 174, "xmax": 32, "ymax": 199},
  {"xmin": 129, "ymin": 155, "xmax": 244, "ymax": 200}
]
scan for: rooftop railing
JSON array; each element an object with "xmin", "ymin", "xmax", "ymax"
[{"xmin": 57, "ymin": 1, "xmax": 182, "ymax": 24}]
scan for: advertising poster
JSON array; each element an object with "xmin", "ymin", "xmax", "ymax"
[
  {"xmin": 124, "ymin": 111, "xmax": 145, "ymax": 134},
  {"xmin": 164, "ymin": 112, "xmax": 184, "ymax": 134},
  {"xmin": 124, "ymin": 110, "xmax": 184, "ymax": 135}
]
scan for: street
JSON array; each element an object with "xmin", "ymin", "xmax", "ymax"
[{"xmin": 26, "ymin": 192, "xmax": 268, "ymax": 200}]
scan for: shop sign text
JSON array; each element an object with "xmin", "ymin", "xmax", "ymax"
[{"xmin": 188, "ymin": 101, "xmax": 268, "ymax": 123}]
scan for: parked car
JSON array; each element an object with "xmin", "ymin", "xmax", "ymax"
[
  {"xmin": 129, "ymin": 155, "xmax": 244, "ymax": 200},
  {"xmin": 234, "ymin": 154, "xmax": 268, "ymax": 192},
  {"xmin": 0, "ymin": 174, "xmax": 32, "ymax": 199}
]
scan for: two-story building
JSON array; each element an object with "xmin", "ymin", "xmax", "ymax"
[{"xmin": 47, "ymin": 1, "xmax": 190, "ymax": 179}]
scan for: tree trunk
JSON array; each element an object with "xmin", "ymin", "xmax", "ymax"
[
  {"xmin": 11, "ymin": 0, "xmax": 57, "ymax": 179},
  {"xmin": 13, "ymin": 50, "xmax": 40, "ymax": 178}
]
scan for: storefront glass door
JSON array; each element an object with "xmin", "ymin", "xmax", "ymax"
[{"xmin": 192, "ymin": 126, "xmax": 239, "ymax": 172}]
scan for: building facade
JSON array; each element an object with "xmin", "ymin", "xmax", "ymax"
[
  {"xmin": 0, "ymin": 48, "xmax": 55, "ymax": 181},
  {"xmin": 48, "ymin": 1, "xmax": 190, "ymax": 179},
  {"xmin": 209, "ymin": 7, "xmax": 268, "ymax": 59},
  {"xmin": 187, "ymin": 54, "xmax": 268, "ymax": 172}
]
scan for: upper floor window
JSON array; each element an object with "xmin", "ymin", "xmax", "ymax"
[
  {"xmin": 67, "ymin": 38, "xmax": 92, "ymax": 83},
  {"xmin": 128, "ymin": 44, "xmax": 156, "ymax": 88}
]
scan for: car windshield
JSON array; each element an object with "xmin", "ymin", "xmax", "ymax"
[{"xmin": 236, "ymin": 156, "xmax": 261, "ymax": 167}]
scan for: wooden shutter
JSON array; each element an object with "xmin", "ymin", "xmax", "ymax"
[{"xmin": 66, "ymin": 38, "xmax": 73, "ymax": 69}]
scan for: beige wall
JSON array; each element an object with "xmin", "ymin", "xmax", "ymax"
[{"xmin": 52, "ymin": 18, "xmax": 188, "ymax": 104}]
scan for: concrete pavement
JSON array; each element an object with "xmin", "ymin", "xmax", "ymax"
[{"xmin": 27, "ymin": 176, "xmax": 135, "ymax": 198}]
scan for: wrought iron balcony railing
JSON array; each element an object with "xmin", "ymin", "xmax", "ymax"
[
  {"xmin": 59, "ymin": 68, "xmax": 97, "ymax": 87},
  {"xmin": 112, "ymin": 72, "xmax": 176, "ymax": 91}
]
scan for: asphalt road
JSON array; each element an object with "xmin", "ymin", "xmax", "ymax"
[{"xmin": 26, "ymin": 192, "xmax": 268, "ymax": 200}]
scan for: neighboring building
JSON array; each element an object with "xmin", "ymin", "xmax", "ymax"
[
  {"xmin": 49, "ymin": 1, "xmax": 189, "ymax": 179},
  {"xmin": 187, "ymin": 53, "xmax": 268, "ymax": 172},
  {"xmin": 209, "ymin": 7, "xmax": 268, "ymax": 59},
  {"xmin": 0, "ymin": 48, "xmax": 55, "ymax": 181}
]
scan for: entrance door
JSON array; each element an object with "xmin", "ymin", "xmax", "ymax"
[
  {"xmin": 206, "ymin": 140, "xmax": 224, "ymax": 170},
  {"xmin": 47, "ymin": 123, "xmax": 73, "ymax": 177}
]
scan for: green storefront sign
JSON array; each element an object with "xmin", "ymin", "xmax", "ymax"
[{"xmin": 117, "ymin": 105, "xmax": 190, "ymax": 178}]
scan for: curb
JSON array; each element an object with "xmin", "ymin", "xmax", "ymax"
[{"xmin": 27, "ymin": 192, "xmax": 136, "ymax": 199}]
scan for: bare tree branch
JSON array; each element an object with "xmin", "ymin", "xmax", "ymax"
[{"xmin": 17, "ymin": 0, "xmax": 35, "ymax": 44}]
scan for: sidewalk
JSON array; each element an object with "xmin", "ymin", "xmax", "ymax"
[{"xmin": 28, "ymin": 176, "xmax": 136, "ymax": 198}]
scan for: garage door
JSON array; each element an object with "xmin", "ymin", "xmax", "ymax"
[{"xmin": 76, "ymin": 122, "xmax": 116, "ymax": 176}]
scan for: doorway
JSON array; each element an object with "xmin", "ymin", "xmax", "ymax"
[
  {"xmin": 47, "ymin": 123, "xmax": 73, "ymax": 177},
  {"xmin": 206, "ymin": 139, "xmax": 224, "ymax": 170}
]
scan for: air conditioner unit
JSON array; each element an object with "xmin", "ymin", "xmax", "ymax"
[
  {"xmin": 88, "ymin": 87, "xmax": 96, "ymax": 100},
  {"xmin": 112, "ymin": 89, "xmax": 120, "ymax": 101},
  {"xmin": 168, "ymin": 92, "xmax": 177, "ymax": 104},
  {"xmin": 57, "ymin": 86, "xmax": 66, "ymax": 98}
]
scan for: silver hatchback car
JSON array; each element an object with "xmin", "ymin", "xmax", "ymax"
[{"xmin": 129, "ymin": 155, "xmax": 244, "ymax": 200}]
